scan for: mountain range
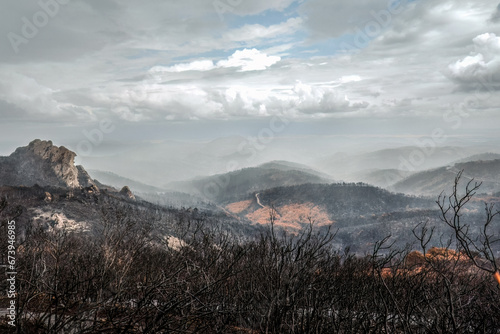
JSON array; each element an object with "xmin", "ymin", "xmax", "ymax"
[
  {"xmin": 391, "ymin": 159, "xmax": 500, "ymax": 197},
  {"xmin": 314, "ymin": 146, "xmax": 484, "ymax": 180},
  {"xmin": 165, "ymin": 160, "xmax": 333, "ymax": 203},
  {"xmin": 0, "ymin": 140, "xmax": 259, "ymax": 242},
  {"xmin": 1, "ymin": 139, "xmax": 498, "ymax": 253}
]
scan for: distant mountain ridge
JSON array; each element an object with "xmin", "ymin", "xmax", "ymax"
[
  {"xmin": 166, "ymin": 161, "xmax": 332, "ymax": 203},
  {"xmin": 1, "ymin": 139, "xmax": 492, "ymax": 255},
  {"xmin": 452, "ymin": 153, "xmax": 500, "ymax": 164},
  {"xmin": 392, "ymin": 159, "xmax": 500, "ymax": 196},
  {"xmin": 88, "ymin": 169, "xmax": 166, "ymax": 193},
  {"xmin": 346, "ymin": 168, "xmax": 414, "ymax": 188},
  {"xmin": 315, "ymin": 146, "xmax": 481, "ymax": 178},
  {"xmin": 258, "ymin": 160, "xmax": 333, "ymax": 179}
]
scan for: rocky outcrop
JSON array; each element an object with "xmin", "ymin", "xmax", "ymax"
[
  {"xmin": 44, "ymin": 192, "xmax": 53, "ymax": 203},
  {"xmin": 76, "ymin": 165, "xmax": 96, "ymax": 188},
  {"xmin": 119, "ymin": 186, "xmax": 136, "ymax": 200},
  {"xmin": 0, "ymin": 139, "xmax": 96, "ymax": 189}
]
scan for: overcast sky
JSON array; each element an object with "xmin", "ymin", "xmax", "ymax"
[{"xmin": 1, "ymin": 0, "xmax": 500, "ymax": 157}]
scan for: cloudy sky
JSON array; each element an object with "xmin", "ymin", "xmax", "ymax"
[{"xmin": 1, "ymin": 0, "xmax": 500, "ymax": 159}]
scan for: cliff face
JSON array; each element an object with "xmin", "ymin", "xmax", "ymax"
[{"xmin": 0, "ymin": 139, "xmax": 96, "ymax": 188}]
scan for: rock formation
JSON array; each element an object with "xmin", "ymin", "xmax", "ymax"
[
  {"xmin": 0, "ymin": 139, "xmax": 96, "ymax": 189},
  {"xmin": 119, "ymin": 186, "xmax": 136, "ymax": 200}
]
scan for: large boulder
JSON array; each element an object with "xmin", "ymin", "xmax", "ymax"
[{"xmin": 0, "ymin": 139, "xmax": 96, "ymax": 189}]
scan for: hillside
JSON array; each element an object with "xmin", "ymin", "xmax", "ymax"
[
  {"xmin": 225, "ymin": 182, "xmax": 439, "ymax": 251},
  {"xmin": 0, "ymin": 140, "xmax": 259, "ymax": 240},
  {"xmin": 88, "ymin": 169, "xmax": 166, "ymax": 193},
  {"xmin": 392, "ymin": 159, "xmax": 500, "ymax": 197},
  {"xmin": 226, "ymin": 183, "xmax": 433, "ymax": 223},
  {"xmin": 257, "ymin": 160, "xmax": 333, "ymax": 179},
  {"xmin": 348, "ymin": 168, "xmax": 414, "ymax": 188},
  {"xmin": 315, "ymin": 146, "xmax": 481, "ymax": 179},
  {"xmin": 258, "ymin": 183, "xmax": 431, "ymax": 214},
  {"xmin": 1, "ymin": 139, "xmax": 493, "ymax": 254},
  {"xmin": 452, "ymin": 152, "xmax": 500, "ymax": 164},
  {"xmin": 0, "ymin": 183, "xmax": 259, "ymax": 243},
  {"xmin": 166, "ymin": 161, "xmax": 332, "ymax": 203}
]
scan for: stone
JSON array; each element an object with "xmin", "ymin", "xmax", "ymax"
[
  {"xmin": 120, "ymin": 186, "xmax": 136, "ymax": 200},
  {"xmin": 0, "ymin": 139, "xmax": 97, "ymax": 189}
]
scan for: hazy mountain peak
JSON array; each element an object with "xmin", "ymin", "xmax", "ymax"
[
  {"xmin": 0, "ymin": 139, "xmax": 95, "ymax": 189},
  {"xmin": 258, "ymin": 160, "xmax": 309, "ymax": 169}
]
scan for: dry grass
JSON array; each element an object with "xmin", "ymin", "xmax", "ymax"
[
  {"xmin": 245, "ymin": 203, "xmax": 333, "ymax": 230},
  {"xmin": 246, "ymin": 207, "xmax": 278, "ymax": 226},
  {"xmin": 225, "ymin": 200, "xmax": 253, "ymax": 214}
]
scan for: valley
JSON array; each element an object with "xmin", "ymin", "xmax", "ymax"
[{"xmin": 2, "ymin": 139, "xmax": 498, "ymax": 253}]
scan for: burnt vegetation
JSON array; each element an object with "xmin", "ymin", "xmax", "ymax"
[{"xmin": 1, "ymin": 173, "xmax": 500, "ymax": 333}]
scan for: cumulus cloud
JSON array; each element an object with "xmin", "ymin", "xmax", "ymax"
[
  {"xmin": 217, "ymin": 49, "xmax": 281, "ymax": 71},
  {"xmin": 0, "ymin": 72, "xmax": 64, "ymax": 117},
  {"xmin": 2, "ymin": 0, "xmax": 500, "ymax": 127},
  {"xmin": 447, "ymin": 33, "xmax": 500, "ymax": 90},
  {"xmin": 150, "ymin": 48, "xmax": 281, "ymax": 73},
  {"xmin": 291, "ymin": 81, "xmax": 349, "ymax": 113},
  {"xmin": 71, "ymin": 70, "xmax": 370, "ymax": 122}
]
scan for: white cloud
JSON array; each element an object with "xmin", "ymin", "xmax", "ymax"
[
  {"xmin": 224, "ymin": 17, "xmax": 303, "ymax": 42},
  {"xmin": 473, "ymin": 33, "xmax": 500, "ymax": 55},
  {"xmin": 447, "ymin": 33, "xmax": 500, "ymax": 90},
  {"xmin": 150, "ymin": 48, "xmax": 281, "ymax": 74},
  {"xmin": 2, "ymin": 0, "xmax": 500, "ymax": 127},
  {"xmin": 340, "ymin": 75, "xmax": 362, "ymax": 83},
  {"xmin": 150, "ymin": 60, "xmax": 215, "ymax": 73},
  {"xmin": 217, "ymin": 49, "xmax": 281, "ymax": 71},
  {"xmin": 290, "ymin": 81, "xmax": 353, "ymax": 113},
  {"xmin": 0, "ymin": 72, "xmax": 66, "ymax": 117}
]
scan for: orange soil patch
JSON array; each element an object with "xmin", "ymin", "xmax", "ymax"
[
  {"xmin": 246, "ymin": 203, "xmax": 334, "ymax": 230},
  {"xmin": 246, "ymin": 207, "xmax": 278, "ymax": 226},
  {"xmin": 280, "ymin": 203, "xmax": 334, "ymax": 227},
  {"xmin": 226, "ymin": 200, "xmax": 253, "ymax": 214}
]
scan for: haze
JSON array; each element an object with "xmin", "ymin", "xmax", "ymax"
[{"xmin": 1, "ymin": 0, "xmax": 500, "ymax": 185}]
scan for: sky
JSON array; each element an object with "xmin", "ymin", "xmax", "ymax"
[{"xmin": 0, "ymin": 0, "xmax": 500, "ymax": 177}]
